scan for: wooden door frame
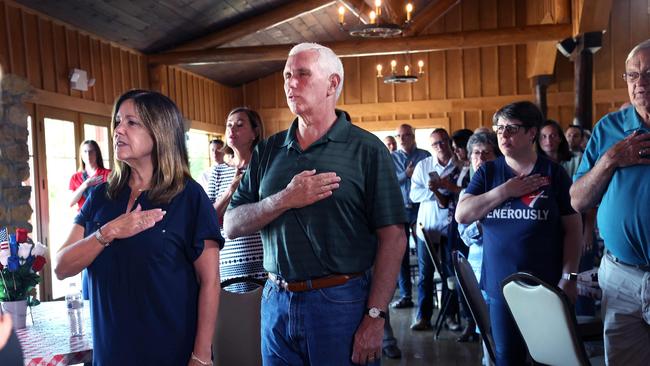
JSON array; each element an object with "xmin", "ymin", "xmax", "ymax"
[{"xmin": 35, "ymin": 105, "xmax": 81, "ymax": 300}]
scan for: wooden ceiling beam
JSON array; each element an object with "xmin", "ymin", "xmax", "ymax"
[
  {"xmin": 169, "ymin": 0, "xmax": 335, "ymax": 52},
  {"xmin": 339, "ymin": 0, "xmax": 371, "ymax": 24},
  {"xmin": 382, "ymin": 0, "xmax": 407, "ymax": 24},
  {"xmin": 572, "ymin": 0, "xmax": 613, "ymax": 36},
  {"xmin": 149, "ymin": 23, "xmax": 572, "ymax": 65},
  {"xmin": 527, "ymin": 41, "xmax": 558, "ymax": 78},
  {"xmin": 406, "ymin": 0, "xmax": 460, "ymax": 36}
]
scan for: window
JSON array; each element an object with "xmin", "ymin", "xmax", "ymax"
[
  {"xmin": 83, "ymin": 124, "xmax": 111, "ymax": 168},
  {"xmin": 186, "ymin": 129, "xmax": 211, "ymax": 180},
  {"xmin": 43, "ymin": 116, "xmax": 79, "ymax": 299}
]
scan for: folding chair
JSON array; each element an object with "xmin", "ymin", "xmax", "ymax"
[
  {"xmin": 452, "ymin": 250, "xmax": 496, "ymax": 364},
  {"xmin": 419, "ymin": 223, "xmax": 456, "ymax": 339},
  {"xmin": 501, "ymin": 272, "xmax": 605, "ymax": 366},
  {"xmin": 213, "ymin": 277, "xmax": 266, "ymax": 366}
]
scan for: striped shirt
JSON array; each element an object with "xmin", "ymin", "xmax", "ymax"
[{"xmin": 207, "ymin": 164, "xmax": 265, "ymax": 292}]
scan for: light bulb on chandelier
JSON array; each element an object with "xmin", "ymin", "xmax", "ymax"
[
  {"xmin": 338, "ymin": 1, "xmax": 414, "ymax": 38},
  {"xmin": 376, "ymin": 57, "xmax": 424, "ymax": 84}
]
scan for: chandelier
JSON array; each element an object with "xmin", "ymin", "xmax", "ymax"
[
  {"xmin": 338, "ymin": 0, "xmax": 414, "ymax": 38},
  {"xmin": 376, "ymin": 58, "xmax": 424, "ymax": 84}
]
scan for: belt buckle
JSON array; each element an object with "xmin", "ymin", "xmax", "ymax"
[
  {"xmin": 281, "ymin": 280, "xmax": 290, "ymax": 291},
  {"xmin": 269, "ymin": 273, "xmax": 286, "ymax": 289}
]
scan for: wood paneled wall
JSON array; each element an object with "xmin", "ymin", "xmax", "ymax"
[
  {"xmin": 0, "ymin": 1, "xmax": 147, "ymax": 106},
  {"xmin": 149, "ymin": 65, "xmax": 242, "ymax": 133},
  {"xmin": 0, "ymin": 0, "xmax": 241, "ymax": 133},
  {"xmin": 243, "ymin": 0, "xmax": 641, "ymax": 136}
]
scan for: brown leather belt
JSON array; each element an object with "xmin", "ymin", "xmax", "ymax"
[{"xmin": 268, "ymin": 272, "xmax": 363, "ymax": 292}]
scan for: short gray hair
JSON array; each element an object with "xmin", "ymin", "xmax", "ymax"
[
  {"xmin": 288, "ymin": 43, "xmax": 344, "ymax": 100},
  {"xmin": 626, "ymin": 39, "xmax": 650, "ymax": 65},
  {"xmin": 467, "ymin": 132, "xmax": 501, "ymax": 157},
  {"xmin": 397, "ymin": 123, "xmax": 414, "ymax": 133}
]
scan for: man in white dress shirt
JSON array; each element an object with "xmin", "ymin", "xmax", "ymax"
[{"xmin": 409, "ymin": 128, "xmax": 461, "ymax": 330}]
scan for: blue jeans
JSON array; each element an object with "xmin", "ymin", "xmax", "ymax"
[
  {"xmin": 486, "ymin": 295, "xmax": 527, "ymax": 366},
  {"xmin": 382, "ymin": 311, "xmax": 397, "ymax": 348},
  {"xmin": 397, "ymin": 207, "xmax": 418, "ymax": 300},
  {"xmin": 416, "ymin": 237, "xmax": 435, "ymax": 322},
  {"xmin": 397, "ymin": 223, "xmax": 413, "ymax": 299},
  {"xmin": 261, "ymin": 273, "xmax": 380, "ymax": 366}
]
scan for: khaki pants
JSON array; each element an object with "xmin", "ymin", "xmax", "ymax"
[{"xmin": 599, "ymin": 253, "xmax": 650, "ymax": 366}]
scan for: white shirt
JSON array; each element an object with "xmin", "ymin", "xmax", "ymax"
[
  {"xmin": 198, "ymin": 167, "xmax": 212, "ymax": 193},
  {"xmin": 409, "ymin": 156, "xmax": 457, "ymax": 242}
]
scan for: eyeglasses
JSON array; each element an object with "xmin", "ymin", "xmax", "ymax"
[
  {"xmin": 396, "ymin": 133, "xmax": 414, "ymax": 138},
  {"xmin": 431, "ymin": 139, "xmax": 449, "ymax": 147},
  {"xmin": 493, "ymin": 124, "xmax": 525, "ymax": 135},
  {"xmin": 622, "ymin": 69, "xmax": 650, "ymax": 83},
  {"xmin": 471, "ymin": 150, "xmax": 493, "ymax": 158}
]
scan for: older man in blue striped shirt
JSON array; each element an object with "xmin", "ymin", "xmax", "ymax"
[{"xmin": 390, "ymin": 124, "xmax": 430, "ymax": 309}]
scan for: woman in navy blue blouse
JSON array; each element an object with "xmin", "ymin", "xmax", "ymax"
[
  {"xmin": 55, "ymin": 90, "xmax": 223, "ymax": 366},
  {"xmin": 455, "ymin": 101, "xmax": 582, "ymax": 366}
]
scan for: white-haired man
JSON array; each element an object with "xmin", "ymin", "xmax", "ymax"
[
  {"xmin": 571, "ymin": 39, "xmax": 650, "ymax": 365},
  {"xmin": 225, "ymin": 43, "xmax": 407, "ymax": 365}
]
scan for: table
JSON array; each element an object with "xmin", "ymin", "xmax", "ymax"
[{"xmin": 14, "ymin": 301, "xmax": 92, "ymax": 366}]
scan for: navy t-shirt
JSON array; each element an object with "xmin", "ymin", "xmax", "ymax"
[
  {"xmin": 74, "ymin": 179, "xmax": 222, "ymax": 366},
  {"xmin": 464, "ymin": 155, "xmax": 574, "ymax": 297}
]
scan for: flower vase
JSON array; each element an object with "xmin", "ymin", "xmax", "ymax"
[{"xmin": 1, "ymin": 299, "xmax": 28, "ymax": 329}]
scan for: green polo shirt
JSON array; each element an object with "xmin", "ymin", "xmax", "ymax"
[{"xmin": 229, "ymin": 110, "xmax": 407, "ymax": 281}]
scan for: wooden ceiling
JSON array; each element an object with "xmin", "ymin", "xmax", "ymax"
[{"xmin": 14, "ymin": 0, "xmax": 572, "ymax": 87}]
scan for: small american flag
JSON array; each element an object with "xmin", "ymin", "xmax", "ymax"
[{"xmin": 0, "ymin": 227, "xmax": 7, "ymax": 242}]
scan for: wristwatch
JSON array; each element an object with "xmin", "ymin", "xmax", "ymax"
[
  {"xmin": 366, "ymin": 307, "xmax": 386, "ymax": 319},
  {"xmin": 561, "ymin": 272, "xmax": 578, "ymax": 281},
  {"xmin": 95, "ymin": 227, "xmax": 111, "ymax": 247}
]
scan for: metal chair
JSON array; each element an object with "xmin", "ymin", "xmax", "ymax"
[
  {"xmin": 452, "ymin": 250, "xmax": 496, "ymax": 364},
  {"xmin": 213, "ymin": 277, "xmax": 266, "ymax": 366},
  {"xmin": 501, "ymin": 272, "xmax": 605, "ymax": 366},
  {"xmin": 418, "ymin": 223, "xmax": 456, "ymax": 339}
]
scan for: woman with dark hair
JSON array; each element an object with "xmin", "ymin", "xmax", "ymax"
[
  {"xmin": 455, "ymin": 101, "xmax": 582, "ymax": 365},
  {"xmin": 208, "ymin": 107, "xmax": 266, "ymax": 292},
  {"xmin": 537, "ymin": 120, "xmax": 583, "ymax": 177},
  {"xmin": 55, "ymin": 90, "xmax": 223, "ymax": 366},
  {"xmin": 451, "ymin": 129, "xmax": 473, "ymax": 165},
  {"xmin": 69, "ymin": 140, "xmax": 111, "ymax": 211}
]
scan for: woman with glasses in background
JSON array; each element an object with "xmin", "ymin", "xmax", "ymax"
[
  {"xmin": 456, "ymin": 131, "xmax": 501, "ymax": 344},
  {"xmin": 455, "ymin": 101, "xmax": 582, "ymax": 365}
]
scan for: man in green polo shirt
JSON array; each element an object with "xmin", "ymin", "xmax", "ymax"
[{"xmin": 224, "ymin": 43, "xmax": 407, "ymax": 365}]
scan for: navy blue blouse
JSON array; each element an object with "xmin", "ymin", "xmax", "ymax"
[
  {"xmin": 74, "ymin": 179, "xmax": 222, "ymax": 366},
  {"xmin": 464, "ymin": 155, "xmax": 574, "ymax": 298}
]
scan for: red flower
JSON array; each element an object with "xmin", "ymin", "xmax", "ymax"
[
  {"xmin": 16, "ymin": 228, "xmax": 28, "ymax": 243},
  {"xmin": 31, "ymin": 256, "xmax": 46, "ymax": 272}
]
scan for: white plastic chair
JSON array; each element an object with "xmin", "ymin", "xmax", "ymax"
[{"xmin": 501, "ymin": 272, "xmax": 604, "ymax": 366}]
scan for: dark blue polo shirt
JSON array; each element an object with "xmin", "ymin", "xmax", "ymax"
[
  {"xmin": 229, "ymin": 110, "xmax": 407, "ymax": 281},
  {"xmin": 74, "ymin": 180, "xmax": 222, "ymax": 366}
]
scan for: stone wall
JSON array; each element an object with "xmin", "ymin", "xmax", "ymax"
[{"xmin": 0, "ymin": 73, "xmax": 33, "ymax": 232}]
